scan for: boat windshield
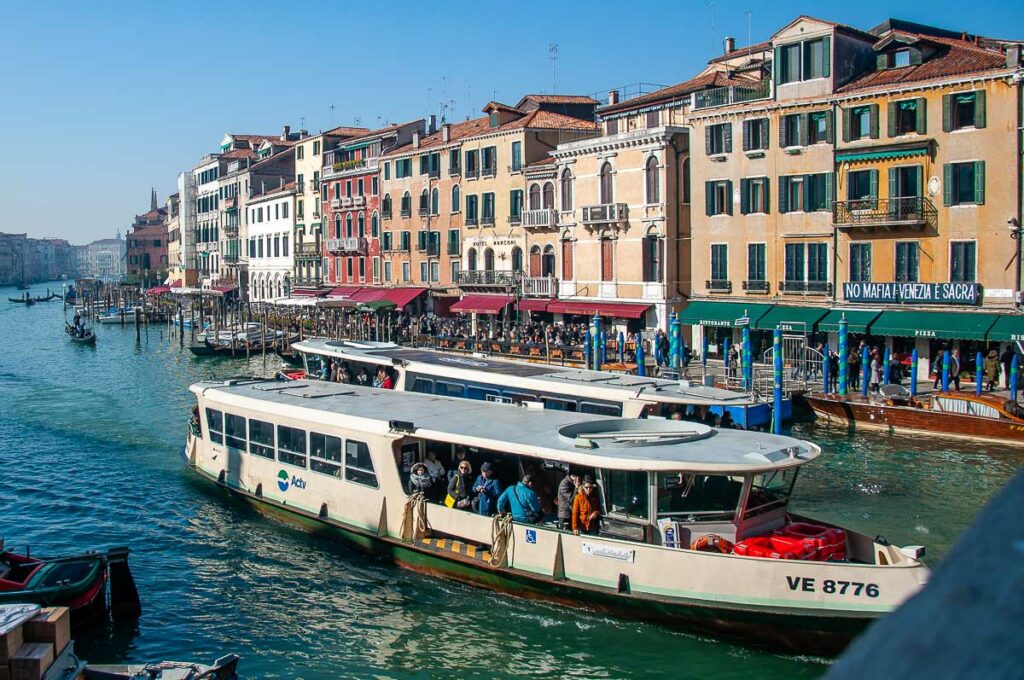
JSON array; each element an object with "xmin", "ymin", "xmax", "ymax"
[
  {"xmin": 656, "ymin": 472, "xmax": 744, "ymax": 523},
  {"xmin": 742, "ymin": 468, "xmax": 798, "ymax": 519},
  {"xmin": 1004, "ymin": 400, "xmax": 1024, "ymax": 419}
]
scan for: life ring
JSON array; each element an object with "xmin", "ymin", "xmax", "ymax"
[{"xmin": 690, "ymin": 533, "xmax": 734, "ymax": 553}]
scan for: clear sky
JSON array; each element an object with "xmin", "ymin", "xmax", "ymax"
[{"xmin": 1, "ymin": 0, "xmax": 1021, "ymax": 243}]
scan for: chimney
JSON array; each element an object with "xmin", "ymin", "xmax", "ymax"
[
  {"xmin": 300, "ymin": 129, "xmax": 309, "ymax": 138},
  {"xmin": 261, "ymin": 181, "xmax": 266, "ymax": 195},
  {"xmin": 442, "ymin": 124, "xmax": 451, "ymax": 143},
  {"xmin": 412, "ymin": 131, "xmax": 420, "ymax": 148},
  {"xmin": 724, "ymin": 36, "xmax": 735, "ymax": 54},
  {"xmin": 607, "ymin": 89, "xmax": 620, "ymax": 106},
  {"xmin": 428, "ymin": 114, "xmax": 437, "ymax": 134},
  {"xmin": 281, "ymin": 125, "xmax": 290, "ymax": 141}
]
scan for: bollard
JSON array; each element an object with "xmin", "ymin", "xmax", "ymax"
[
  {"xmin": 822, "ymin": 344, "xmax": 830, "ymax": 394},
  {"xmin": 861, "ymin": 346, "xmax": 870, "ymax": 397},
  {"xmin": 636, "ymin": 337, "xmax": 646, "ymax": 377},
  {"xmin": 838, "ymin": 316, "xmax": 848, "ymax": 395},
  {"xmin": 883, "ymin": 347, "xmax": 891, "ymax": 386},
  {"xmin": 976, "ymin": 351, "xmax": 984, "ymax": 396},
  {"xmin": 942, "ymin": 350, "xmax": 951, "ymax": 392},
  {"xmin": 910, "ymin": 348, "xmax": 919, "ymax": 396},
  {"xmin": 773, "ymin": 328, "xmax": 783, "ymax": 434},
  {"xmin": 742, "ymin": 326, "xmax": 752, "ymax": 392}
]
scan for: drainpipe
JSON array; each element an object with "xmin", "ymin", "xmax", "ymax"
[
  {"xmin": 1017, "ymin": 72, "xmax": 1024, "ymax": 307},
  {"xmin": 831, "ymin": 99, "xmax": 839, "ymax": 306},
  {"xmin": 668, "ymin": 135, "xmax": 686, "ymax": 310}
]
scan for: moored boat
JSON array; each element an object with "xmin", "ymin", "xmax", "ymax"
[
  {"xmin": 804, "ymin": 385, "xmax": 1024, "ymax": 446},
  {"xmin": 184, "ymin": 379, "xmax": 929, "ymax": 655}
]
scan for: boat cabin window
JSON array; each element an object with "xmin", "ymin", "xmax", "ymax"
[
  {"xmin": 310, "ymin": 432, "xmax": 343, "ymax": 477},
  {"xmin": 345, "ymin": 439, "xmax": 378, "ymax": 488},
  {"xmin": 224, "ymin": 414, "xmax": 247, "ymax": 450},
  {"xmin": 411, "ymin": 377, "xmax": 433, "ymax": 394},
  {"xmin": 277, "ymin": 425, "xmax": 308, "ymax": 468},
  {"xmin": 601, "ymin": 470, "xmax": 649, "ymax": 520},
  {"xmin": 205, "ymin": 408, "xmax": 223, "ymax": 445},
  {"xmin": 469, "ymin": 386, "xmax": 500, "ymax": 401},
  {"xmin": 743, "ymin": 468, "xmax": 798, "ymax": 519},
  {"xmin": 543, "ymin": 397, "xmax": 578, "ymax": 412},
  {"xmin": 581, "ymin": 402, "xmax": 621, "ymax": 416},
  {"xmin": 656, "ymin": 472, "xmax": 743, "ymax": 522},
  {"xmin": 248, "ymin": 419, "xmax": 275, "ymax": 459},
  {"xmin": 1006, "ymin": 400, "xmax": 1024, "ymax": 419},
  {"xmin": 434, "ymin": 381, "xmax": 465, "ymax": 398}
]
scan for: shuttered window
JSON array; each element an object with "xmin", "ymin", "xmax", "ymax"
[
  {"xmin": 601, "ymin": 239, "xmax": 614, "ymax": 281},
  {"xmin": 705, "ymin": 123, "xmax": 732, "ymax": 155},
  {"xmin": 710, "ymin": 244, "xmax": 728, "ymax": 282},
  {"xmin": 562, "ymin": 240, "xmax": 574, "ymax": 280},
  {"xmin": 895, "ymin": 242, "xmax": 919, "ymax": 282},
  {"xmin": 943, "ymin": 162, "xmax": 985, "ymax": 206},
  {"xmin": 747, "ymin": 243, "xmax": 766, "ymax": 282},
  {"xmin": 704, "ymin": 180, "xmax": 733, "ymax": 216},
  {"xmin": 850, "ymin": 243, "xmax": 871, "ymax": 283},
  {"xmin": 742, "ymin": 118, "xmax": 769, "ymax": 151},
  {"xmin": 942, "ymin": 91, "xmax": 986, "ymax": 131},
  {"xmin": 740, "ymin": 177, "xmax": 770, "ymax": 215},
  {"xmin": 950, "ymin": 241, "xmax": 976, "ymax": 283}
]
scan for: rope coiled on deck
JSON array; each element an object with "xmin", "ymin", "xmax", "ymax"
[{"xmin": 488, "ymin": 513, "xmax": 514, "ymax": 567}]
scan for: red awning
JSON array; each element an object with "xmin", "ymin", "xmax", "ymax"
[
  {"xmin": 450, "ymin": 295, "xmax": 513, "ymax": 314},
  {"xmin": 169, "ymin": 280, "xmax": 183, "ymax": 288},
  {"xmin": 326, "ymin": 286, "xmax": 365, "ymax": 298},
  {"xmin": 146, "ymin": 286, "xmax": 170, "ymax": 296},
  {"xmin": 350, "ymin": 288, "xmax": 389, "ymax": 302},
  {"xmin": 516, "ymin": 298, "xmax": 551, "ymax": 313},
  {"xmin": 381, "ymin": 287, "xmax": 426, "ymax": 310},
  {"xmin": 291, "ymin": 288, "xmax": 325, "ymax": 297},
  {"xmin": 211, "ymin": 285, "xmax": 237, "ymax": 294},
  {"xmin": 547, "ymin": 300, "xmax": 652, "ymax": 319}
]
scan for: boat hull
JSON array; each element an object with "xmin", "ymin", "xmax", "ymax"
[
  {"xmin": 194, "ymin": 464, "xmax": 869, "ymax": 657},
  {"xmin": 804, "ymin": 394, "xmax": 1024, "ymax": 445}
]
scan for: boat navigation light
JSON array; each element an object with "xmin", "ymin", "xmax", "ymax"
[{"xmin": 389, "ymin": 420, "xmax": 416, "ymax": 434}]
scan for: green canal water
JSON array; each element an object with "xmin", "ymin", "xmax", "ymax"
[{"xmin": 2, "ymin": 283, "xmax": 1021, "ymax": 679}]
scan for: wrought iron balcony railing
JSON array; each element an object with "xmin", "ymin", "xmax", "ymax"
[
  {"xmin": 706, "ymin": 279, "xmax": 732, "ymax": 293},
  {"xmin": 779, "ymin": 280, "xmax": 833, "ymax": 295},
  {"xmin": 581, "ymin": 203, "xmax": 628, "ymax": 226},
  {"xmin": 743, "ymin": 279, "xmax": 770, "ymax": 293},
  {"xmin": 456, "ymin": 270, "xmax": 518, "ymax": 287},
  {"xmin": 833, "ymin": 196, "xmax": 937, "ymax": 230}
]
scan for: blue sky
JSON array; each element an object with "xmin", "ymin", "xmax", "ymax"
[{"xmin": 1, "ymin": 0, "xmax": 1021, "ymax": 243}]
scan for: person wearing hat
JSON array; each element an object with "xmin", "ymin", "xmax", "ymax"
[
  {"xmin": 572, "ymin": 475, "xmax": 603, "ymax": 536},
  {"xmin": 556, "ymin": 471, "xmax": 581, "ymax": 530},
  {"xmin": 984, "ymin": 349, "xmax": 1001, "ymax": 391},
  {"xmin": 408, "ymin": 462, "xmax": 433, "ymax": 496},
  {"xmin": 472, "ymin": 462, "xmax": 503, "ymax": 516}
]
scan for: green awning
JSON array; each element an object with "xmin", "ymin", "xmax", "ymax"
[
  {"xmin": 869, "ymin": 310, "xmax": 1000, "ymax": 341},
  {"xmin": 986, "ymin": 315, "xmax": 1024, "ymax": 342},
  {"xmin": 752, "ymin": 305, "xmax": 829, "ymax": 332},
  {"xmin": 357, "ymin": 300, "xmax": 397, "ymax": 312},
  {"xmin": 835, "ymin": 145, "xmax": 929, "ymax": 163},
  {"xmin": 677, "ymin": 301, "xmax": 773, "ymax": 328},
  {"xmin": 342, "ymin": 141, "xmax": 373, "ymax": 152},
  {"xmin": 817, "ymin": 309, "xmax": 883, "ymax": 334}
]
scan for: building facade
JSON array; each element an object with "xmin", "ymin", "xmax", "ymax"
[
  {"xmin": 247, "ymin": 182, "xmax": 296, "ymax": 301},
  {"xmin": 126, "ymin": 189, "xmax": 169, "ymax": 286}
]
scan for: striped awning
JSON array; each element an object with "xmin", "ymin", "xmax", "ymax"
[{"xmin": 836, "ymin": 145, "xmax": 929, "ymax": 163}]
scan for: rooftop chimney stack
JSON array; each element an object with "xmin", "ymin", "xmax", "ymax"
[
  {"xmin": 442, "ymin": 124, "xmax": 451, "ymax": 143},
  {"xmin": 607, "ymin": 89, "xmax": 620, "ymax": 105},
  {"xmin": 412, "ymin": 131, "xmax": 420, "ymax": 148},
  {"xmin": 428, "ymin": 114, "xmax": 437, "ymax": 134},
  {"xmin": 724, "ymin": 36, "xmax": 735, "ymax": 54},
  {"xmin": 281, "ymin": 125, "xmax": 290, "ymax": 141}
]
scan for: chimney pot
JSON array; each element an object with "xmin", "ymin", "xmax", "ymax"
[
  {"xmin": 428, "ymin": 114, "xmax": 437, "ymax": 135},
  {"xmin": 607, "ymin": 89, "xmax": 619, "ymax": 105},
  {"xmin": 724, "ymin": 36, "xmax": 735, "ymax": 54},
  {"xmin": 412, "ymin": 131, "xmax": 420, "ymax": 148},
  {"xmin": 442, "ymin": 124, "xmax": 451, "ymax": 143},
  {"xmin": 282, "ymin": 125, "xmax": 290, "ymax": 141}
]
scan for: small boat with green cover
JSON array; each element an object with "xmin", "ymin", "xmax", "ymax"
[{"xmin": 0, "ymin": 542, "xmax": 141, "ymax": 623}]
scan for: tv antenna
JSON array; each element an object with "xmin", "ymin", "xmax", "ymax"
[
  {"xmin": 706, "ymin": 2, "xmax": 716, "ymax": 57},
  {"xmin": 549, "ymin": 43, "xmax": 558, "ymax": 93},
  {"xmin": 745, "ymin": 10, "xmax": 753, "ymax": 49}
]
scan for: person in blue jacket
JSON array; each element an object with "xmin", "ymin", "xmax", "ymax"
[
  {"xmin": 472, "ymin": 462, "xmax": 503, "ymax": 516},
  {"xmin": 497, "ymin": 474, "xmax": 543, "ymax": 523}
]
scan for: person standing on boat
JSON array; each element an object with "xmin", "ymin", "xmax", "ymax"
[
  {"xmin": 984, "ymin": 350, "xmax": 1000, "ymax": 392},
  {"xmin": 497, "ymin": 475, "xmax": 543, "ymax": 523},
  {"xmin": 870, "ymin": 351, "xmax": 883, "ymax": 393},
  {"xmin": 556, "ymin": 472, "xmax": 580, "ymax": 529},
  {"xmin": 849, "ymin": 348, "xmax": 861, "ymax": 390},
  {"xmin": 951, "ymin": 350, "xmax": 962, "ymax": 391},
  {"xmin": 571, "ymin": 476, "xmax": 602, "ymax": 536},
  {"xmin": 446, "ymin": 460, "xmax": 474, "ymax": 509},
  {"xmin": 827, "ymin": 350, "xmax": 839, "ymax": 393},
  {"xmin": 472, "ymin": 462, "xmax": 503, "ymax": 516},
  {"xmin": 408, "ymin": 463, "xmax": 433, "ymax": 496}
]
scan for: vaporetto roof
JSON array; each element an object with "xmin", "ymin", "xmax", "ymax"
[
  {"xmin": 191, "ymin": 379, "xmax": 819, "ymax": 473},
  {"xmin": 291, "ymin": 339, "xmax": 759, "ymax": 407}
]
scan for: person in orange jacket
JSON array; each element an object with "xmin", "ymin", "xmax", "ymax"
[{"xmin": 571, "ymin": 476, "xmax": 602, "ymax": 536}]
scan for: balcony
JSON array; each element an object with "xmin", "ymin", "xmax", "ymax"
[
  {"xmin": 449, "ymin": 164, "xmax": 461, "ymax": 176},
  {"xmin": 481, "ymin": 214, "xmax": 495, "ymax": 226},
  {"xmin": 330, "ymin": 198, "xmax": 341, "ymax": 209},
  {"xmin": 743, "ymin": 279, "xmax": 770, "ymax": 294},
  {"xmin": 482, "ymin": 165, "xmax": 497, "ymax": 178},
  {"xmin": 327, "ymin": 237, "xmax": 368, "ymax": 255},
  {"xmin": 509, "ymin": 213, "xmax": 522, "ymax": 225},
  {"xmin": 222, "ymin": 253, "xmax": 240, "ymax": 264},
  {"xmin": 523, "ymin": 208, "xmax": 557, "ymax": 229},
  {"xmin": 428, "ymin": 168, "xmax": 440, "ymax": 179},
  {"xmin": 779, "ymin": 281, "xmax": 833, "ymax": 295},
  {"xmin": 418, "ymin": 206, "xmax": 430, "ymax": 217},
  {"xmin": 294, "ymin": 277, "xmax": 321, "ymax": 288},
  {"xmin": 833, "ymin": 196, "xmax": 938, "ymax": 231},
  {"xmin": 324, "ymin": 157, "xmax": 378, "ymax": 179},
  {"xmin": 400, "ymin": 208, "xmax": 412, "ymax": 218},
  {"xmin": 223, "ymin": 224, "xmax": 239, "ymax": 238},
  {"xmin": 457, "ymin": 270, "xmax": 518, "ymax": 288},
  {"xmin": 465, "ymin": 216, "xmax": 479, "ymax": 227},
  {"xmin": 296, "ymin": 242, "xmax": 320, "ymax": 258},
  {"xmin": 522, "ymin": 276, "xmax": 557, "ymax": 297},
  {"xmin": 581, "ymin": 203, "xmax": 628, "ymax": 227},
  {"xmin": 465, "ymin": 167, "xmax": 478, "ymax": 179},
  {"xmin": 706, "ymin": 279, "xmax": 732, "ymax": 293},
  {"xmin": 382, "ymin": 208, "xmax": 392, "ymax": 219},
  {"xmin": 508, "ymin": 164, "xmax": 523, "ymax": 174},
  {"xmin": 692, "ymin": 80, "xmax": 771, "ymax": 110}
]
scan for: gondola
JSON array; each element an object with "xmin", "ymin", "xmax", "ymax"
[
  {"xmin": 0, "ymin": 542, "xmax": 140, "ymax": 624},
  {"xmin": 9, "ymin": 295, "xmax": 35, "ymax": 305},
  {"xmin": 66, "ymin": 323, "xmax": 97, "ymax": 345}
]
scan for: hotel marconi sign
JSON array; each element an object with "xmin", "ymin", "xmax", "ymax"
[{"xmin": 842, "ymin": 282, "xmax": 982, "ymax": 306}]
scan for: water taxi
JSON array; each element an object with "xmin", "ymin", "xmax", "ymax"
[
  {"xmin": 184, "ymin": 379, "xmax": 929, "ymax": 655},
  {"xmin": 804, "ymin": 385, "xmax": 1024, "ymax": 446},
  {"xmin": 289, "ymin": 339, "xmax": 782, "ymax": 428}
]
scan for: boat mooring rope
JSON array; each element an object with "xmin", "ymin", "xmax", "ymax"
[
  {"xmin": 402, "ymin": 493, "xmax": 428, "ymax": 540},
  {"xmin": 488, "ymin": 513, "xmax": 513, "ymax": 567}
]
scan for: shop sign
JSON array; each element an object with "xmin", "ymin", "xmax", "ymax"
[
  {"xmin": 842, "ymin": 282, "xmax": 981, "ymax": 306},
  {"xmin": 699, "ymin": 318, "xmax": 733, "ymax": 327}
]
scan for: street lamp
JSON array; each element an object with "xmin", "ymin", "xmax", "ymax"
[{"xmin": 1010, "ymin": 218, "xmax": 1022, "ymax": 306}]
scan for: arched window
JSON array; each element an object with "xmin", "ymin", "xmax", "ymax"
[
  {"xmin": 382, "ymin": 193, "xmax": 392, "ymax": 216},
  {"xmin": 371, "ymin": 212, "xmax": 379, "ymax": 238},
  {"xmin": 645, "ymin": 156, "xmax": 660, "ymax": 204},
  {"xmin": 542, "ymin": 244, "xmax": 556, "ymax": 277},
  {"xmin": 511, "ymin": 247, "xmax": 524, "ymax": 273},
  {"xmin": 542, "ymin": 182, "xmax": 554, "ymax": 209},
  {"xmin": 431, "ymin": 187, "xmax": 439, "ymax": 215},
  {"xmin": 560, "ymin": 169, "xmax": 573, "ymax": 211},
  {"xmin": 419, "ymin": 189, "xmax": 429, "ymax": 215},
  {"xmin": 529, "ymin": 184, "xmax": 541, "ymax": 211},
  {"xmin": 345, "ymin": 214, "xmax": 353, "ymax": 238},
  {"xmin": 401, "ymin": 192, "xmax": 411, "ymax": 216},
  {"xmin": 528, "ymin": 245, "xmax": 541, "ymax": 277},
  {"xmin": 451, "ymin": 185, "xmax": 460, "ymax": 213},
  {"xmin": 467, "ymin": 247, "xmax": 477, "ymax": 271},
  {"xmin": 357, "ymin": 213, "xmax": 365, "ymax": 238},
  {"xmin": 643, "ymin": 234, "xmax": 664, "ymax": 282},
  {"xmin": 334, "ymin": 215, "xmax": 342, "ymax": 239},
  {"xmin": 484, "ymin": 247, "xmax": 495, "ymax": 271},
  {"xmin": 599, "ymin": 162, "xmax": 614, "ymax": 204}
]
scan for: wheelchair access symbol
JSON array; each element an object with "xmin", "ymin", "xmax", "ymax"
[{"xmin": 525, "ymin": 529, "xmax": 537, "ymax": 544}]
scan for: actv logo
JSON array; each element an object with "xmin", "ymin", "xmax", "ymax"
[{"xmin": 277, "ymin": 470, "xmax": 307, "ymax": 492}]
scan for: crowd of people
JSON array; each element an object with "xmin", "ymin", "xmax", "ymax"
[
  {"xmin": 406, "ymin": 448, "xmax": 605, "ymax": 535},
  {"xmin": 316, "ymin": 359, "xmax": 394, "ymax": 389}
]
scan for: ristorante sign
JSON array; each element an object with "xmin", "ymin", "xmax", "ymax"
[{"xmin": 842, "ymin": 282, "xmax": 982, "ymax": 306}]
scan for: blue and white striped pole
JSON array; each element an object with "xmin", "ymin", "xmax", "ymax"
[
  {"xmin": 773, "ymin": 328, "xmax": 783, "ymax": 434},
  {"xmin": 618, "ymin": 331, "xmax": 625, "ymax": 365},
  {"xmin": 1012, "ymin": 354, "xmax": 1019, "ymax": 402},
  {"xmin": 600, "ymin": 328, "xmax": 607, "ymax": 367},
  {"xmin": 975, "ymin": 351, "xmax": 984, "ymax": 396},
  {"xmin": 941, "ymin": 349, "xmax": 951, "ymax": 392},
  {"xmin": 742, "ymin": 326, "xmax": 752, "ymax": 392},
  {"xmin": 723, "ymin": 336, "xmax": 730, "ymax": 377},
  {"xmin": 861, "ymin": 346, "xmax": 870, "ymax": 397},
  {"xmin": 838, "ymin": 316, "xmax": 848, "ymax": 395},
  {"xmin": 635, "ymin": 336, "xmax": 646, "ymax": 376},
  {"xmin": 701, "ymin": 332, "xmax": 709, "ymax": 373},
  {"xmin": 592, "ymin": 315, "xmax": 603, "ymax": 371},
  {"xmin": 669, "ymin": 313, "xmax": 681, "ymax": 370},
  {"xmin": 583, "ymin": 329, "xmax": 591, "ymax": 370},
  {"xmin": 883, "ymin": 347, "xmax": 891, "ymax": 386},
  {"xmin": 910, "ymin": 348, "xmax": 919, "ymax": 396}
]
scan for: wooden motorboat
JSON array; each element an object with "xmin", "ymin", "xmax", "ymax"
[
  {"xmin": 804, "ymin": 384, "xmax": 1024, "ymax": 445},
  {"xmin": 0, "ymin": 543, "xmax": 140, "ymax": 623},
  {"xmin": 80, "ymin": 653, "xmax": 240, "ymax": 679}
]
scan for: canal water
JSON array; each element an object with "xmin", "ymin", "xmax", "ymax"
[{"xmin": 1, "ymin": 284, "xmax": 1020, "ymax": 679}]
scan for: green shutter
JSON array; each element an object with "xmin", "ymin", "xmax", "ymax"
[
  {"xmin": 763, "ymin": 177, "xmax": 771, "ymax": 215},
  {"xmin": 825, "ymin": 109, "xmax": 834, "ymax": 144},
  {"xmin": 761, "ymin": 119, "xmax": 770, "ymax": 149},
  {"xmin": 887, "ymin": 102, "xmax": 897, "ymax": 137},
  {"xmin": 705, "ymin": 126, "xmax": 713, "ymax": 155},
  {"xmin": 869, "ymin": 104, "xmax": 879, "ymax": 139},
  {"xmin": 799, "ymin": 114, "xmax": 809, "ymax": 146},
  {"xmin": 802, "ymin": 174, "xmax": 812, "ymax": 212},
  {"xmin": 779, "ymin": 177, "xmax": 789, "ymax": 213},
  {"xmin": 842, "ymin": 107, "xmax": 852, "ymax": 142},
  {"xmin": 942, "ymin": 163, "xmax": 952, "ymax": 207},
  {"xmin": 975, "ymin": 90, "xmax": 986, "ymax": 128},
  {"xmin": 942, "ymin": 94, "xmax": 952, "ymax": 132},
  {"xmin": 825, "ymin": 172, "xmax": 835, "ymax": 211},
  {"xmin": 724, "ymin": 123, "xmax": 733, "ymax": 153},
  {"xmin": 868, "ymin": 169, "xmax": 878, "ymax": 209},
  {"xmin": 822, "ymin": 36, "xmax": 831, "ymax": 77},
  {"xmin": 742, "ymin": 120, "xmax": 750, "ymax": 151},
  {"xmin": 725, "ymin": 180, "xmax": 734, "ymax": 215},
  {"xmin": 889, "ymin": 167, "xmax": 898, "ymax": 204},
  {"xmin": 974, "ymin": 161, "xmax": 985, "ymax": 205},
  {"xmin": 915, "ymin": 98, "xmax": 927, "ymax": 134},
  {"xmin": 740, "ymin": 178, "xmax": 750, "ymax": 214},
  {"xmin": 876, "ymin": 53, "xmax": 888, "ymax": 70},
  {"xmin": 774, "ymin": 47, "xmax": 783, "ymax": 84},
  {"xmin": 779, "ymin": 116, "xmax": 789, "ymax": 147},
  {"xmin": 705, "ymin": 181, "xmax": 714, "ymax": 216}
]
